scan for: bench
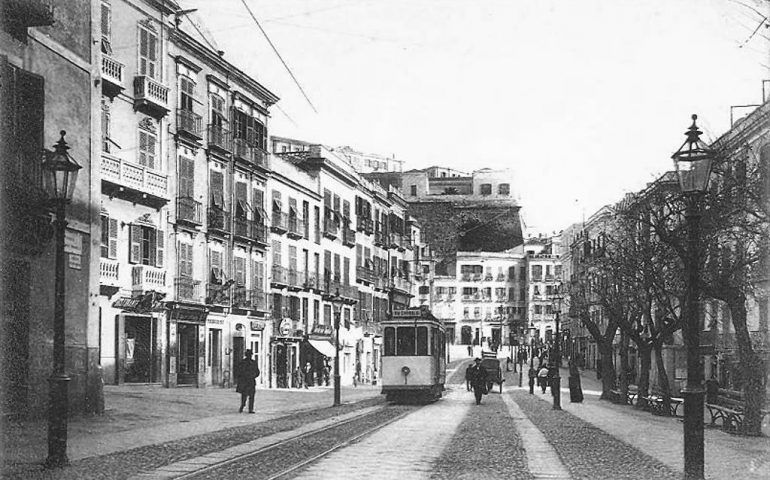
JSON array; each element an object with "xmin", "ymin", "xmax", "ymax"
[
  {"xmin": 609, "ymin": 385, "xmax": 639, "ymax": 405},
  {"xmin": 705, "ymin": 388, "xmax": 770, "ymax": 434},
  {"xmin": 641, "ymin": 393, "xmax": 684, "ymax": 416}
]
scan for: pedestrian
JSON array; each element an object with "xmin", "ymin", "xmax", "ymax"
[
  {"xmin": 292, "ymin": 366, "xmax": 303, "ymax": 389},
  {"xmin": 538, "ymin": 364, "xmax": 549, "ymax": 394},
  {"xmin": 568, "ymin": 358, "xmax": 583, "ymax": 403},
  {"xmin": 465, "ymin": 362, "xmax": 474, "ymax": 391},
  {"xmin": 528, "ymin": 363, "xmax": 537, "ymax": 395},
  {"xmin": 323, "ymin": 362, "xmax": 330, "ymax": 386},
  {"xmin": 235, "ymin": 349, "xmax": 260, "ymax": 413},
  {"xmin": 467, "ymin": 344, "xmax": 473, "ymax": 357},
  {"xmin": 354, "ymin": 360, "xmax": 361, "ymax": 387},
  {"xmin": 303, "ymin": 362, "xmax": 312, "ymax": 389},
  {"xmin": 467, "ymin": 357, "xmax": 489, "ymax": 405}
]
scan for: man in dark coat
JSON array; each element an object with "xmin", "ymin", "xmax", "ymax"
[
  {"xmin": 468, "ymin": 358, "xmax": 489, "ymax": 405},
  {"xmin": 235, "ymin": 349, "xmax": 260, "ymax": 413},
  {"xmin": 465, "ymin": 363, "xmax": 474, "ymax": 391},
  {"xmin": 568, "ymin": 358, "xmax": 584, "ymax": 403}
]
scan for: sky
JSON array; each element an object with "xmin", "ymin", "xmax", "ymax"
[{"xmin": 180, "ymin": 0, "xmax": 769, "ymax": 234}]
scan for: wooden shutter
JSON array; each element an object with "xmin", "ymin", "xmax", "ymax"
[
  {"xmin": 129, "ymin": 225, "xmax": 141, "ymax": 263},
  {"xmin": 343, "ymin": 257, "xmax": 350, "ymax": 285},
  {"xmin": 210, "ymin": 170, "xmax": 224, "ymax": 206},
  {"xmin": 234, "ymin": 256, "xmax": 246, "ymax": 286},
  {"xmin": 179, "ymin": 157, "xmax": 194, "ymax": 198},
  {"xmin": 155, "ymin": 228, "xmax": 164, "ymax": 267},
  {"xmin": 210, "ymin": 249, "xmax": 222, "ymax": 282},
  {"xmin": 235, "ymin": 182, "xmax": 247, "ymax": 217},
  {"xmin": 252, "ymin": 188, "xmax": 264, "ymax": 222},
  {"xmin": 108, "ymin": 218, "xmax": 118, "ymax": 259},
  {"xmin": 250, "ymin": 259, "xmax": 259, "ymax": 291}
]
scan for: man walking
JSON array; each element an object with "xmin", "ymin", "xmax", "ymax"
[
  {"xmin": 468, "ymin": 358, "xmax": 489, "ymax": 405},
  {"xmin": 235, "ymin": 349, "xmax": 260, "ymax": 413}
]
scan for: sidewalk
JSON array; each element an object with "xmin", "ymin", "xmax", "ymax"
[
  {"xmin": 1, "ymin": 383, "xmax": 381, "ymax": 474},
  {"xmin": 508, "ymin": 367, "xmax": 770, "ymax": 480}
]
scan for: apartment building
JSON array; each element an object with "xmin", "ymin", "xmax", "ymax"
[
  {"xmin": 270, "ymin": 140, "xmax": 424, "ymax": 387},
  {"xmin": 333, "ymin": 145, "xmax": 404, "ymax": 173},
  {"xmin": 428, "ymin": 250, "xmax": 527, "ymax": 358},
  {"xmin": 97, "ymin": 0, "xmax": 278, "ymax": 388},
  {"xmin": 524, "ymin": 236, "xmax": 564, "ymax": 349}
]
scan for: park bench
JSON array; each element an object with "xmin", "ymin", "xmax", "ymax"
[
  {"xmin": 641, "ymin": 390, "xmax": 684, "ymax": 417},
  {"xmin": 705, "ymin": 388, "xmax": 770, "ymax": 434},
  {"xmin": 609, "ymin": 384, "xmax": 638, "ymax": 405}
]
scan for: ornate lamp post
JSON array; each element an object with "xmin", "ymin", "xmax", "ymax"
[
  {"xmin": 551, "ymin": 292, "xmax": 563, "ymax": 410},
  {"xmin": 672, "ymin": 114, "xmax": 714, "ymax": 480},
  {"xmin": 41, "ymin": 131, "xmax": 81, "ymax": 468},
  {"xmin": 329, "ymin": 289, "xmax": 344, "ymax": 407}
]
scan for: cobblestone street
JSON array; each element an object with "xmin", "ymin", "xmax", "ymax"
[{"xmin": 3, "ymin": 360, "xmax": 768, "ymax": 479}]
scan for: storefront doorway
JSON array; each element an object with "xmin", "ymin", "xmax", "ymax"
[
  {"xmin": 123, "ymin": 315, "xmax": 159, "ymax": 383},
  {"xmin": 209, "ymin": 328, "xmax": 222, "ymax": 386},
  {"xmin": 177, "ymin": 323, "xmax": 199, "ymax": 385}
]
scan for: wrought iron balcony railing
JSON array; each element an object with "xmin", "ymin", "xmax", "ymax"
[
  {"xmin": 207, "ymin": 124, "xmax": 232, "ymax": 152},
  {"xmin": 174, "ymin": 276, "xmax": 202, "ymax": 303},
  {"xmin": 177, "ymin": 109, "xmax": 202, "ymax": 139},
  {"xmin": 176, "ymin": 197, "xmax": 202, "ymax": 225},
  {"xmin": 207, "ymin": 206, "xmax": 231, "ymax": 234}
]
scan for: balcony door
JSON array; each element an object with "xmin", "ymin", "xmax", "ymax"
[{"xmin": 177, "ymin": 322, "xmax": 199, "ymax": 385}]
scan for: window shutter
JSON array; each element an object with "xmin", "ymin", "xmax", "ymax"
[
  {"xmin": 251, "ymin": 259, "xmax": 259, "ymax": 290},
  {"xmin": 129, "ymin": 225, "xmax": 141, "ymax": 263},
  {"xmin": 179, "ymin": 157, "xmax": 194, "ymax": 198},
  {"xmin": 108, "ymin": 218, "xmax": 118, "ymax": 259},
  {"xmin": 155, "ymin": 228, "xmax": 164, "ymax": 267},
  {"xmin": 234, "ymin": 257, "xmax": 246, "ymax": 286},
  {"xmin": 210, "ymin": 170, "xmax": 224, "ymax": 206}
]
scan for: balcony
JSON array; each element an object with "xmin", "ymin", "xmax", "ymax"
[
  {"xmin": 271, "ymin": 265, "xmax": 289, "ymax": 288},
  {"xmin": 472, "ymin": 274, "xmax": 483, "ymax": 282},
  {"xmin": 177, "ymin": 109, "xmax": 202, "ymax": 141},
  {"xmin": 403, "ymin": 236, "xmax": 413, "ymax": 250},
  {"xmin": 374, "ymin": 230, "xmax": 385, "ymax": 246},
  {"xmin": 356, "ymin": 266, "xmax": 374, "ymax": 284},
  {"xmin": 205, "ymin": 282, "xmax": 231, "ymax": 306},
  {"xmin": 288, "ymin": 268, "xmax": 304, "ymax": 290},
  {"xmin": 132, "ymin": 265, "xmax": 166, "ymax": 293},
  {"xmin": 252, "ymin": 146, "xmax": 269, "ymax": 170},
  {"xmin": 324, "ymin": 282, "xmax": 358, "ymax": 302},
  {"xmin": 389, "ymin": 233, "xmax": 404, "ymax": 251},
  {"xmin": 133, "ymin": 75, "xmax": 170, "ymax": 117},
  {"xmin": 233, "ymin": 137, "xmax": 251, "ymax": 163},
  {"xmin": 287, "ymin": 215, "xmax": 305, "ymax": 239},
  {"xmin": 343, "ymin": 227, "xmax": 356, "ymax": 247},
  {"xmin": 176, "ymin": 197, "xmax": 202, "ymax": 226},
  {"xmin": 356, "ymin": 217, "xmax": 373, "ymax": 234},
  {"xmin": 390, "ymin": 276, "xmax": 412, "ymax": 293},
  {"xmin": 207, "ymin": 125, "xmax": 232, "ymax": 153},
  {"xmin": 303, "ymin": 274, "xmax": 319, "ymax": 290},
  {"xmin": 234, "ymin": 217, "xmax": 266, "ymax": 244},
  {"xmin": 207, "ymin": 207, "xmax": 231, "ymax": 235},
  {"xmin": 271, "ymin": 211, "xmax": 289, "ymax": 234},
  {"xmin": 101, "ymin": 152, "xmax": 168, "ymax": 207},
  {"xmin": 497, "ymin": 274, "xmax": 506, "ymax": 282},
  {"xmin": 461, "ymin": 274, "xmax": 472, "ymax": 281},
  {"xmin": 323, "ymin": 218, "xmax": 339, "ymax": 240},
  {"xmin": 232, "ymin": 287, "xmax": 269, "ymax": 311},
  {"xmin": 174, "ymin": 277, "xmax": 202, "ymax": 303},
  {"xmin": 100, "ymin": 258, "xmax": 119, "ymax": 286},
  {"xmin": 101, "ymin": 55, "xmax": 125, "ymax": 97}
]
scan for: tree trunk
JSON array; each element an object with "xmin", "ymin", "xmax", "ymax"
[
  {"xmin": 727, "ymin": 291, "xmax": 765, "ymax": 435},
  {"xmin": 599, "ymin": 342, "xmax": 616, "ymax": 400},
  {"xmin": 619, "ymin": 331, "xmax": 629, "ymax": 399},
  {"xmin": 636, "ymin": 342, "xmax": 652, "ymax": 410},
  {"xmin": 654, "ymin": 340, "xmax": 672, "ymax": 416}
]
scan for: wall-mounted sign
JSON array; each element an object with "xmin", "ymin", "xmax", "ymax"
[
  {"xmin": 64, "ymin": 230, "xmax": 82, "ymax": 254},
  {"xmin": 250, "ymin": 319, "xmax": 266, "ymax": 331},
  {"xmin": 68, "ymin": 254, "xmax": 81, "ymax": 270},
  {"xmin": 279, "ymin": 318, "xmax": 293, "ymax": 336}
]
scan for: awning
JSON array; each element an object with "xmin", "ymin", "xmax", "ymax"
[{"xmin": 308, "ymin": 339, "xmax": 337, "ymax": 358}]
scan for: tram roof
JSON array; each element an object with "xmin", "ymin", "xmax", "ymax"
[{"xmin": 383, "ymin": 306, "xmax": 442, "ymax": 324}]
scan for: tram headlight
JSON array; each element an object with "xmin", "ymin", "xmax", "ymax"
[{"xmin": 401, "ymin": 366, "xmax": 410, "ymax": 376}]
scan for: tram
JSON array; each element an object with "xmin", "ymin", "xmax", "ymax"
[{"xmin": 381, "ymin": 306, "xmax": 446, "ymax": 403}]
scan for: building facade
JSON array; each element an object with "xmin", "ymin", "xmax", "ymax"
[{"xmin": 1, "ymin": 0, "xmax": 103, "ymax": 418}]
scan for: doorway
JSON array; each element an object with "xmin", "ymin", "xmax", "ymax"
[
  {"xmin": 124, "ymin": 315, "xmax": 158, "ymax": 383},
  {"xmin": 275, "ymin": 343, "xmax": 288, "ymax": 388},
  {"xmin": 177, "ymin": 323, "xmax": 199, "ymax": 385},
  {"xmin": 209, "ymin": 329, "xmax": 222, "ymax": 386}
]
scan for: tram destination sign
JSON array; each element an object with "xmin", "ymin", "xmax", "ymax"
[{"xmin": 392, "ymin": 309, "xmax": 421, "ymax": 317}]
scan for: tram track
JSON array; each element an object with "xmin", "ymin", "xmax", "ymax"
[{"xmin": 169, "ymin": 404, "xmax": 415, "ymax": 480}]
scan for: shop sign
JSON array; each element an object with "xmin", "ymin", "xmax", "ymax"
[
  {"xmin": 279, "ymin": 318, "xmax": 293, "ymax": 336},
  {"xmin": 207, "ymin": 317, "xmax": 225, "ymax": 325},
  {"xmin": 250, "ymin": 319, "xmax": 266, "ymax": 331},
  {"xmin": 311, "ymin": 324, "xmax": 333, "ymax": 336}
]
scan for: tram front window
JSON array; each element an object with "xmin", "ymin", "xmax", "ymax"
[
  {"xmin": 416, "ymin": 327, "xmax": 428, "ymax": 355},
  {"xmin": 384, "ymin": 326, "xmax": 430, "ymax": 356},
  {"xmin": 397, "ymin": 327, "xmax": 416, "ymax": 356}
]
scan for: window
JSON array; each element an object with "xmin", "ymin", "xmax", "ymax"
[
  {"xmin": 179, "ymin": 76, "xmax": 195, "ymax": 112},
  {"xmin": 410, "ymin": 185, "xmax": 417, "ymax": 196},
  {"xmin": 234, "ymin": 256, "xmax": 246, "ymax": 286},
  {"xmin": 313, "ymin": 300, "xmax": 320, "ymax": 326},
  {"xmin": 210, "ymin": 94, "xmax": 226, "ymax": 128},
  {"xmin": 138, "ymin": 25, "xmax": 159, "ymax": 79},
  {"xmin": 178, "ymin": 242, "xmax": 193, "ymax": 277},
  {"xmin": 251, "ymin": 259, "xmax": 264, "ymax": 291},
  {"xmin": 209, "ymin": 170, "xmax": 224, "ymax": 207},
  {"xmin": 531, "ymin": 265, "xmax": 543, "ymax": 281},
  {"xmin": 480, "ymin": 183, "xmax": 492, "ymax": 195},
  {"xmin": 101, "ymin": 100, "xmax": 111, "ymax": 153},
  {"xmin": 324, "ymin": 304, "xmax": 332, "ymax": 327},
  {"xmin": 272, "ymin": 240, "xmax": 282, "ymax": 267},
  {"xmin": 100, "ymin": 214, "xmax": 118, "ymax": 259},
  {"xmin": 235, "ymin": 182, "xmax": 249, "ymax": 219},
  {"xmin": 418, "ymin": 285, "xmax": 430, "ymax": 295},
  {"xmin": 178, "ymin": 157, "xmax": 194, "ymax": 198},
  {"xmin": 209, "ymin": 248, "xmax": 223, "ymax": 283},
  {"xmin": 129, "ymin": 224, "xmax": 163, "ymax": 266},
  {"xmin": 138, "ymin": 123, "xmax": 157, "ymax": 169},
  {"xmin": 534, "ymin": 305, "xmax": 542, "ymax": 314},
  {"xmin": 498, "ymin": 183, "xmax": 510, "ymax": 195},
  {"xmin": 101, "ymin": 1, "xmax": 112, "ymax": 54}
]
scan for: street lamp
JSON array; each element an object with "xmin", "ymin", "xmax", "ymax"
[
  {"xmin": 551, "ymin": 292, "xmax": 563, "ymax": 410},
  {"xmin": 329, "ymin": 289, "xmax": 344, "ymax": 407},
  {"xmin": 41, "ymin": 131, "xmax": 81, "ymax": 468},
  {"xmin": 672, "ymin": 114, "xmax": 714, "ymax": 480}
]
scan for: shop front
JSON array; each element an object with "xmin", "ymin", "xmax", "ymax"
[
  {"xmin": 271, "ymin": 318, "xmax": 302, "ymax": 388},
  {"xmin": 166, "ymin": 304, "xmax": 207, "ymax": 387},
  {"xmin": 304, "ymin": 324, "xmax": 335, "ymax": 387},
  {"xmin": 111, "ymin": 292, "xmax": 166, "ymax": 385}
]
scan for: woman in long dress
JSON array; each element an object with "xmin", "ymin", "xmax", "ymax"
[{"xmin": 568, "ymin": 358, "xmax": 584, "ymax": 403}]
